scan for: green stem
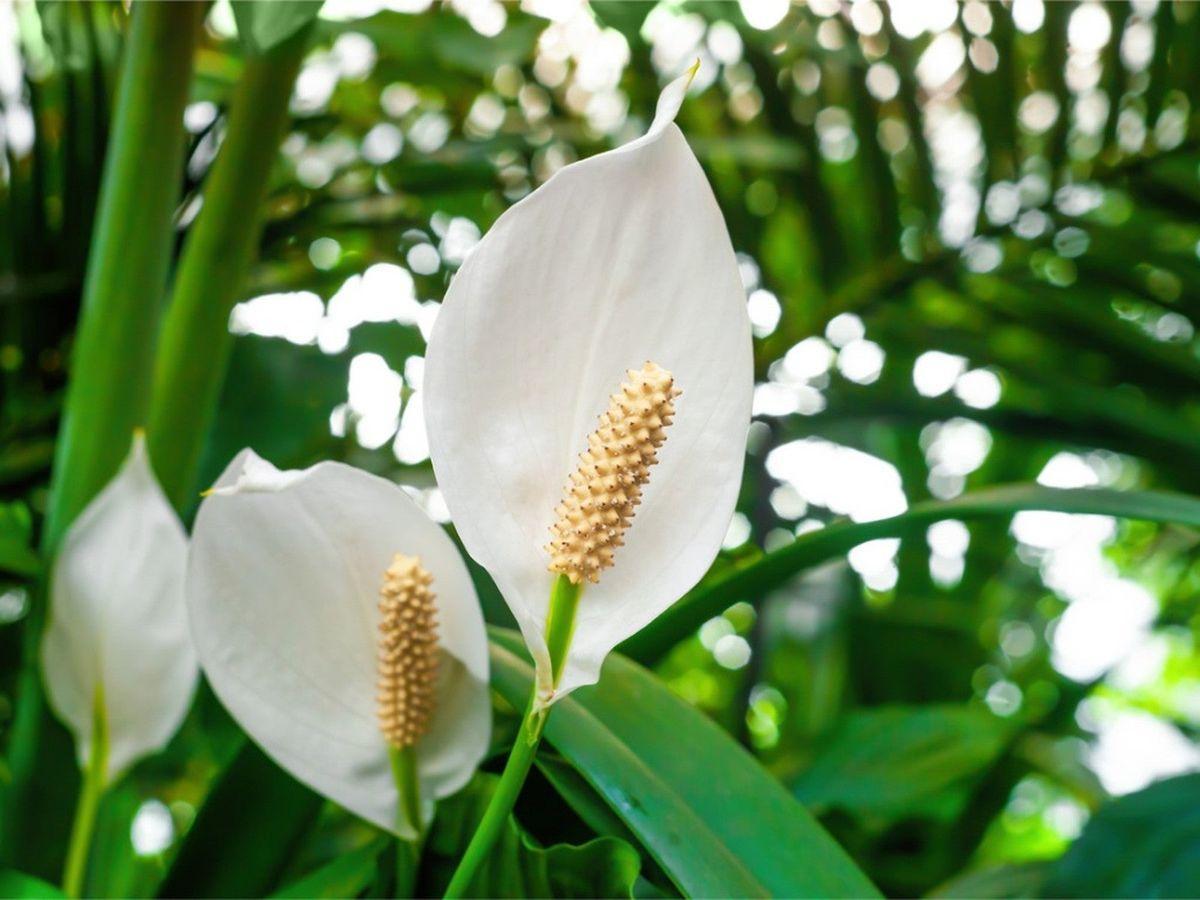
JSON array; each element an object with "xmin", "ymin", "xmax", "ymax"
[
  {"xmin": 62, "ymin": 691, "xmax": 108, "ymax": 898},
  {"xmin": 544, "ymin": 574, "xmax": 582, "ymax": 683},
  {"xmin": 42, "ymin": 0, "xmax": 205, "ymax": 552},
  {"xmin": 443, "ymin": 575, "xmax": 581, "ymax": 898},
  {"xmin": 389, "ymin": 745, "xmax": 423, "ymax": 897},
  {"xmin": 147, "ymin": 24, "xmax": 311, "ymax": 509},
  {"xmin": 443, "ymin": 702, "xmax": 544, "ymax": 899}
]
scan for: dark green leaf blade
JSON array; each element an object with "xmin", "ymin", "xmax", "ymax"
[
  {"xmin": 1042, "ymin": 773, "xmax": 1200, "ymax": 898},
  {"xmin": 157, "ymin": 740, "xmax": 323, "ymax": 898},
  {"xmin": 792, "ymin": 705, "xmax": 1012, "ymax": 824},
  {"xmin": 488, "ymin": 630, "xmax": 880, "ymax": 899}
]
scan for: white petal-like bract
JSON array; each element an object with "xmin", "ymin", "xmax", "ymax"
[
  {"xmin": 425, "ymin": 69, "xmax": 752, "ymax": 700},
  {"xmin": 187, "ymin": 451, "xmax": 490, "ymax": 837},
  {"xmin": 41, "ymin": 435, "xmax": 196, "ymax": 783}
]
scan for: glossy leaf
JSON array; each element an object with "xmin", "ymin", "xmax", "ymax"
[{"xmin": 488, "ymin": 629, "xmax": 879, "ymax": 898}]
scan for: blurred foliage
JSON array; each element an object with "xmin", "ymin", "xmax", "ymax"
[{"xmin": 3, "ymin": 0, "xmax": 1200, "ymax": 897}]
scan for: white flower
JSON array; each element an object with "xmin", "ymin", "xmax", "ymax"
[
  {"xmin": 424, "ymin": 67, "xmax": 752, "ymax": 703},
  {"xmin": 186, "ymin": 450, "xmax": 490, "ymax": 838},
  {"xmin": 41, "ymin": 434, "xmax": 196, "ymax": 783}
]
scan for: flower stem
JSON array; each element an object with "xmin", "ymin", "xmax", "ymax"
[
  {"xmin": 62, "ymin": 691, "xmax": 108, "ymax": 898},
  {"xmin": 389, "ymin": 745, "xmax": 423, "ymax": 897},
  {"xmin": 443, "ymin": 575, "xmax": 581, "ymax": 898},
  {"xmin": 544, "ymin": 574, "xmax": 582, "ymax": 682}
]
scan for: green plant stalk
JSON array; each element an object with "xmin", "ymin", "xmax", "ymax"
[
  {"xmin": 41, "ymin": 0, "xmax": 204, "ymax": 552},
  {"xmin": 390, "ymin": 744, "xmax": 423, "ymax": 897},
  {"xmin": 148, "ymin": 24, "xmax": 311, "ymax": 509},
  {"xmin": 61, "ymin": 689, "xmax": 108, "ymax": 898},
  {"xmin": 443, "ymin": 575, "xmax": 582, "ymax": 898},
  {"xmin": 1, "ymin": 2, "xmax": 204, "ymax": 869}
]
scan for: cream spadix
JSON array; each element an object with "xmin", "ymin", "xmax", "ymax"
[
  {"xmin": 40, "ymin": 434, "xmax": 196, "ymax": 783},
  {"xmin": 547, "ymin": 362, "xmax": 680, "ymax": 586},
  {"xmin": 425, "ymin": 67, "xmax": 752, "ymax": 704},
  {"xmin": 377, "ymin": 554, "xmax": 439, "ymax": 748},
  {"xmin": 187, "ymin": 451, "xmax": 490, "ymax": 838}
]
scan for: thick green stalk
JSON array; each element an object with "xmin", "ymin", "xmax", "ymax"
[
  {"xmin": 42, "ymin": 1, "xmax": 205, "ymax": 551},
  {"xmin": 0, "ymin": 3, "xmax": 204, "ymax": 871},
  {"xmin": 148, "ymin": 26, "xmax": 310, "ymax": 507},
  {"xmin": 444, "ymin": 576, "xmax": 581, "ymax": 898},
  {"xmin": 61, "ymin": 690, "xmax": 108, "ymax": 898}
]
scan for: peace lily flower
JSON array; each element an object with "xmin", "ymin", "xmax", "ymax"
[
  {"xmin": 40, "ymin": 433, "xmax": 196, "ymax": 896},
  {"xmin": 186, "ymin": 450, "xmax": 490, "ymax": 840},
  {"xmin": 428, "ymin": 65, "xmax": 752, "ymax": 895},
  {"xmin": 424, "ymin": 64, "xmax": 752, "ymax": 706}
]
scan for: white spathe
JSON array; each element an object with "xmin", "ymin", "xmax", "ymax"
[
  {"xmin": 424, "ymin": 68, "xmax": 752, "ymax": 703},
  {"xmin": 187, "ymin": 451, "xmax": 490, "ymax": 838},
  {"xmin": 41, "ymin": 434, "xmax": 196, "ymax": 783}
]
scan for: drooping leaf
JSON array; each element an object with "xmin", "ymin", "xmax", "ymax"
[
  {"xmin": 792, "ymin": 705, "xmax": 1013, "ymax": 825},
  {"xmin": 488, "ymin": 629, "xmax": 879, "ymax": 898},
  {"xmin": 1041, "ymin": 773, "xmax": 1200, "ymax": 898},
  {"xmin": 422, "ymin": 771, "xmax": 641, "ymax": 898},
  {"xmin": 625, "ymin": 485, "xmax": 1200, "ymax": 663},
  {"xmin": 232, "ymin": 0, "xmax": 323, "ymax": 56}
]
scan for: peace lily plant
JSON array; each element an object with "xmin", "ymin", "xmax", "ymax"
[
  {"xmin": 425, "ymin": 63, "xmax": 753, "ymax": 893},
  {"xmin": 185, "ymin": 450, "xmax": 491, "ymax": 885},
  {"xmin": 40, "ymin": 434, "xmax": 197, "ymax": 897}
]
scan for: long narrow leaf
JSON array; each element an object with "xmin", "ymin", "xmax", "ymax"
[{"xmin": 624, "ymin": 485, "xmax": 1200, "ymax": 663}]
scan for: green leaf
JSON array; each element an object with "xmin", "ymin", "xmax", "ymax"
[
  {"xmin": 430, "ymin": 14, "xmax": 543, "ymax": 77},
  {"xmin": 624, "ymin": 485, "xmax": 1200, "ymax": 663},
  {"xmin": 157, "ymin": 740, "xmax": 323, "ymax": 898},
  {"xmin": 423, "ymin": 772, "xmax": 641, "ymax": 898},
  {"xmin": 792, "ymin": 705, "xmax": 1013, "ymax": 825},
  {"xmin": 232, "ymin": 0, "xmax": 323, "ymax": 56},
  {"xmin": 197, "ymin": 336, "xmax": 347, "ymax": 496},
  {"xmin": 271, "ymin": 838, "xmax": 387, "ymax": 899},
  {"xmin": 1042, "ymin": 773, "xmax": 1200, "ymax": 897},
  {"xmin": 930, "ymin": 863, "xmax": 1049, "ymax": 899},
  {"xmin": 0, "ymin": 870, "xmax": 65, "ymax": 898},
  {"xmin": 488, "ymin": 629, "xmax": 879, "ymax": 898},
  {"xmin": 0, "ymin": 501, "xmax": 39, "ymax": 577},
  {"xmin": 536, "ymin": 755, "xmax": 642, "ymax": 849}
]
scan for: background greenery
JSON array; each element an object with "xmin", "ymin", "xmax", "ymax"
[{"xmin": 2, "ymin": 0, "xmax": 1200, "ymax": 896}]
